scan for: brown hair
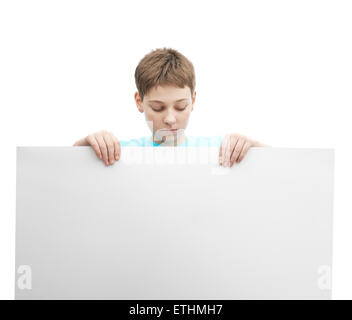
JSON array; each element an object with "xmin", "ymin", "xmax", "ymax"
[{"xmin": 134, "ymin": 47, "xmax": 196, "ymax": 101}]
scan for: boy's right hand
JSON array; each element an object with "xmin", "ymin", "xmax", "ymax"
[{"xmin": 73, "ymin": 130, "xmax": 121, "ymax": 166}]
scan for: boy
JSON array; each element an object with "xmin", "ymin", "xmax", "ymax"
[{"xmin": 73, "ymin": 48, "xmax": 269, "ymax": 167}]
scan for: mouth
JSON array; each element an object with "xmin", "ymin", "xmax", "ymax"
[{"xmin": 158, "ymin": 129, "xmax": 178, "ymax": 136}]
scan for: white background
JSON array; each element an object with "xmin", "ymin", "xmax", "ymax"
[{"xmin": 0, "ymin": 0, "xmax": 351, "ymax": 299}]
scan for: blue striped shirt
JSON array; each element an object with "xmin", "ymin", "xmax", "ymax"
[{"xmin": 119, "ymin": 136, "xmax": 223, "ymax": 147}]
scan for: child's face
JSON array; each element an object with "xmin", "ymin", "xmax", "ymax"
[{"xmin": 135, "ymin": 85, "xmax": 196, "ymax": 141}]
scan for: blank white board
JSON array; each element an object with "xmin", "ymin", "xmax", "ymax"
[{"xmin": 15, "ymin": 146, "xmax": 334, "ymax": 299}]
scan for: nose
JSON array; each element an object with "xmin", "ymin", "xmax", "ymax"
[{"xmin": 163, "ymin": 111, "xmax": 176, "ymax": 126}]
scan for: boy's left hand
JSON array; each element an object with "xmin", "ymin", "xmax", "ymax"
[{"xmin": 219, "ymin": 133, "xmax": 268, "ymax": 167}]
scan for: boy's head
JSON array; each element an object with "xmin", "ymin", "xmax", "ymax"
[{"xmin": 134, "ymin": 48, "xmax": 196, "ymax": 143}]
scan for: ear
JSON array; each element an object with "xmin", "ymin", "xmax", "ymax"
[
  {"xmin": 191, "ymin": 91, "xmax": 196, "ymax": 111},
  {"xmin": 134, "ymin": 92, "xmax": 144, "ymax": 113}
]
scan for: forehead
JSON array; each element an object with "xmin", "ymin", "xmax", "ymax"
[{"xmin": 145, "ymin": 85, "xmax": 191, "ymax": 103}]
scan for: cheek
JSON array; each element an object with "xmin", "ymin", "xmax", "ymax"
[
  {"xmin": 145, "ymin": 111, "xmax": 162, "ymax": 128},
  {"xmin": 145, "ymin": 110, "xmax": 158, "ymax": 121},
  {"xmin": 179, "ymin": 109, "xmax": 192, "ymax": 122}
]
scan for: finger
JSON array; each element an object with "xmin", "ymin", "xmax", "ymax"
[
  {"xmin": 86, "ymin": 135, "xmax": 102, "ymax": 159},
  {"xmin": 222, "ymin": 134, "xmax": 232, "ymax": 166},
  {"xmin": 103, "ymin": 133, "xmax": 115, "ymax": 165},
  {"xmin": 95, "ymin": 135, "xmax": 109, "ymax": 165},
  {"xmin": 230, "ymin": 138, "xmax": 245, "ymax": 166},
  {"xmin": 237, "ymin": 141, "xmax": 251, "ymax": 163},
  {"xmin": 219, "ymin": 138, "xmax": 224, "ymax": 165},
  {"xmin": 225, "ymin": 135, "xmax": 238, "ymax": 167},
  {"xmin": 226, "ymin": 135, "xmax": 238, "ymax": 166},
  {"xmin": 112, "ymin": 136, "xmax": 120, "ymax": 160},
  {"xmin": 219, "ymin": 135, "xmax": 229, "ymax": 166}
]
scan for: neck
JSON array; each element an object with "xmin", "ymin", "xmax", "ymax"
[{"xmin": 152, "ymin": 132, "xmax": 187, "ymax": 146}]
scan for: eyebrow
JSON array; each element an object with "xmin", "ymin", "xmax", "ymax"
[{"xmin": 148, "ymin": 98, "xmax": 189, "ymax": 104}]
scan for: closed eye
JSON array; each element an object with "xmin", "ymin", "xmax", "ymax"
[
  {"xmin": 152, "ymin": 108, "xmax": 164, "ymax": 112},
  {"xmin": 176, "ymin": 104, "xmax": 188, "ymax": 111},
  {"xmin": 151, "ymin": 104, "xmax": 188, "ymax": 112}
]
